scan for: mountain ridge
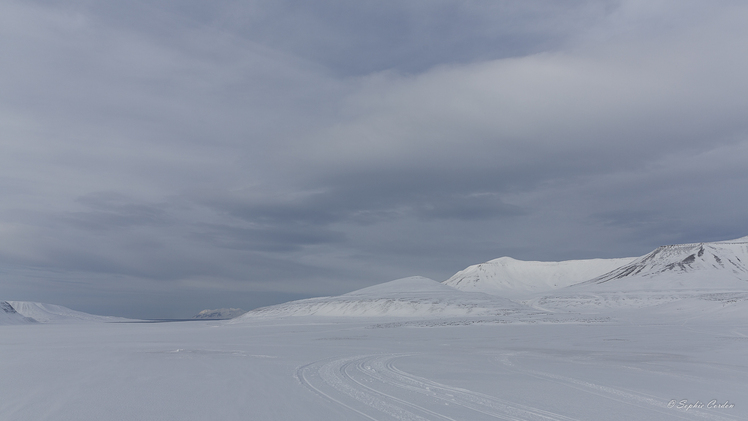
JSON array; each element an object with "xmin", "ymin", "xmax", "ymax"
[
  {"xmin": 575, "ymin": 236, "xmax": 748, "ymax": 290},
  {"xmin": 443, "ymin": 256, "xmax": 636, "ymax": 297},
  {"xmin": 523, "ymin": 236, "xmax": 748, "ymax": 313}
]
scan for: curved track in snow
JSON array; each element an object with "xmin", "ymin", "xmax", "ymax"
[
  {"xmin": 297, "ymin": 354, "xmax": 582, "ymax": 421},
  {"xmin": 493, "ymin": 352, "xmax": 741, "ymax": 421}
]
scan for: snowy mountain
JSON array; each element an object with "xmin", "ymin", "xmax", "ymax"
[
  {"xmin": 577, "ymin": 236, "xmax": 748, "ymax": 290},
  {"xmin": 232, "ymin": 276, "xmax": 528, "ymax": 319},
  {"xmin": 234, "ymin": 237, "xmax": 748, "ymax": 320},
  {"xmin": 0, "ymin": 301, "xmax": 36, "ymax": 325},
  {"xmin": 443, "ymin": 256, "xmax": 635, "ymax": 297},
  {"xmin": 193, "ymin": 308, "xmax": 246, "ymax": 320},
  {"xmin": 7, "ymin": 301, "xmax": 133, "ymax": 324},
  {"xmin": 526, "ymin": 236, "xmax": 748, "ymax": 313}
]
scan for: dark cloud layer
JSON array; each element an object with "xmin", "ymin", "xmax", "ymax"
[{"xmin": 1, "ymin": 0, "xmax": 748, "ymax": 318}]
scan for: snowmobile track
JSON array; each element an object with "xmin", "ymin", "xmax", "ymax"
[
  {"xmin": 494, "ymin": 352, "xmax": 741, "ymax": 421},
  {"xmin": 297, "ymin": 353, "xmax": 582, "ymax": 421}
]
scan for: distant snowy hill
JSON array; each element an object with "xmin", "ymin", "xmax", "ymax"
[
  {"xmin": 8, "ymin": 301, "xmax": 133, "ymax": 324},
  {"xmin": 232, "ymin": 276, "xmax": 528, "ymax": 319},
  {"xmin": 193, "ymin": 308, "xmax": 246, "ymax": 320},
  {"xmin": 443, "ymin": 256, "xmax": 635, "ymax": 297},
  {"xmin": 526, "ymin": 236, "xmax": 748, "ymax": 313},
  {"xmin": 0, "ymin": 301, "xmax": 36, "ymax": 325}
]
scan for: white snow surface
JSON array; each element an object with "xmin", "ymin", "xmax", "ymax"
[
  {"xmin": 7, "ymin": 301, "xmax": 133, "ymax": 324},
  {"xmin": 2, "ymin": 298, "xmax": 746, "ymax": 420},
  {"xmin": 345, "ymin": 276, "xmax": 461, "ymax": 295},
  {"xmin": 444, "ymin": 256, "xmax": 636, "ymax": 297},
  {"xmin": 233, "ymin": 276, "xmax": 529, "ymax": 319}
]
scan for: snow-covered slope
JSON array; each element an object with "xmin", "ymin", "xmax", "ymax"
[
  {"xmin": 232, "ymin": 276, "xmax": 527, "ymax": 319},
  {"xmin": 527, "ymin": 236, "xmax": 748, "ymax": 313},
  {"xmin": 444, "ymin": 256, "xmax": 635, "ymax": 297},
  {"xmin": 0, "ymin": 302, "xmax": 36, "ymax": 325},
  {"xmin": 193, "ymin": 308, "xmax": 246, "ymax": 320},
  {"xmin": 8, "ymin": 301, "xmax": 133, "ymax": 324},
  {"xmin": 346, "ymin": 276, "xmax": 462, "ymax": 296},
  {"xmin": 577, "ymin": 236, "xmax": 748, "ymax": 290},
  {"xmin": 626, "ymin": 291, "xmax": 748, "ymax": 323}
]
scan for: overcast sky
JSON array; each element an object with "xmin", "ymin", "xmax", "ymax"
[{"xmin": 2, "ymin": 0, "xmax": 748, "ymax": 318}]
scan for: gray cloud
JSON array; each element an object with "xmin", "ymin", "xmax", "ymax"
[
  {"xmin": 201, "ymin": 177, "xmax": 526, "ymax": 226},
  {"xmin": 189, "ymin": 223, "xmax": 347, "ymax": 252},
  {"xmin": 1, "ymin": 0, "xmax": 748, "ymax": 317},
  {"xmin": 60, "ymin": 192, "xmax": 174, "ymax": 231},
  {"xmin": 92, "ymin": 0, "xmax": 616, "ymax": 77}
]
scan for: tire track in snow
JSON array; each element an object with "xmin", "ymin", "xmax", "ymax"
[
  {"xmin": 338, "ymin": 358, "xmax": 461, "ymax": 421},
  {"xmin": 366, "ymin": 355, "xmax": 581, "ymax": 421},
  {"xmin": 494, "ymin": 352, "xmax": 741, "ymax": 421},
  {"xmin": 297, "ymin": 355, "xmax": 441, "ymax": 421},
  {"xmin": 297, "ymin": 354, "xmax": 582, "ymax": 421}
]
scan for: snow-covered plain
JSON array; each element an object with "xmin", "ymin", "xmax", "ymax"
[
  {"xmin": 2, "ymin": 237, "xmax": 747, "ymax": 420},
  {"xmin": 1, "ymin": 311, "xmax": 744, "ymax": 420}
]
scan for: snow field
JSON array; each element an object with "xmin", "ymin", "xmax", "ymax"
[{"xmin": 1, "ymin": 317, "xmax": 746, "ymax": 420}]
